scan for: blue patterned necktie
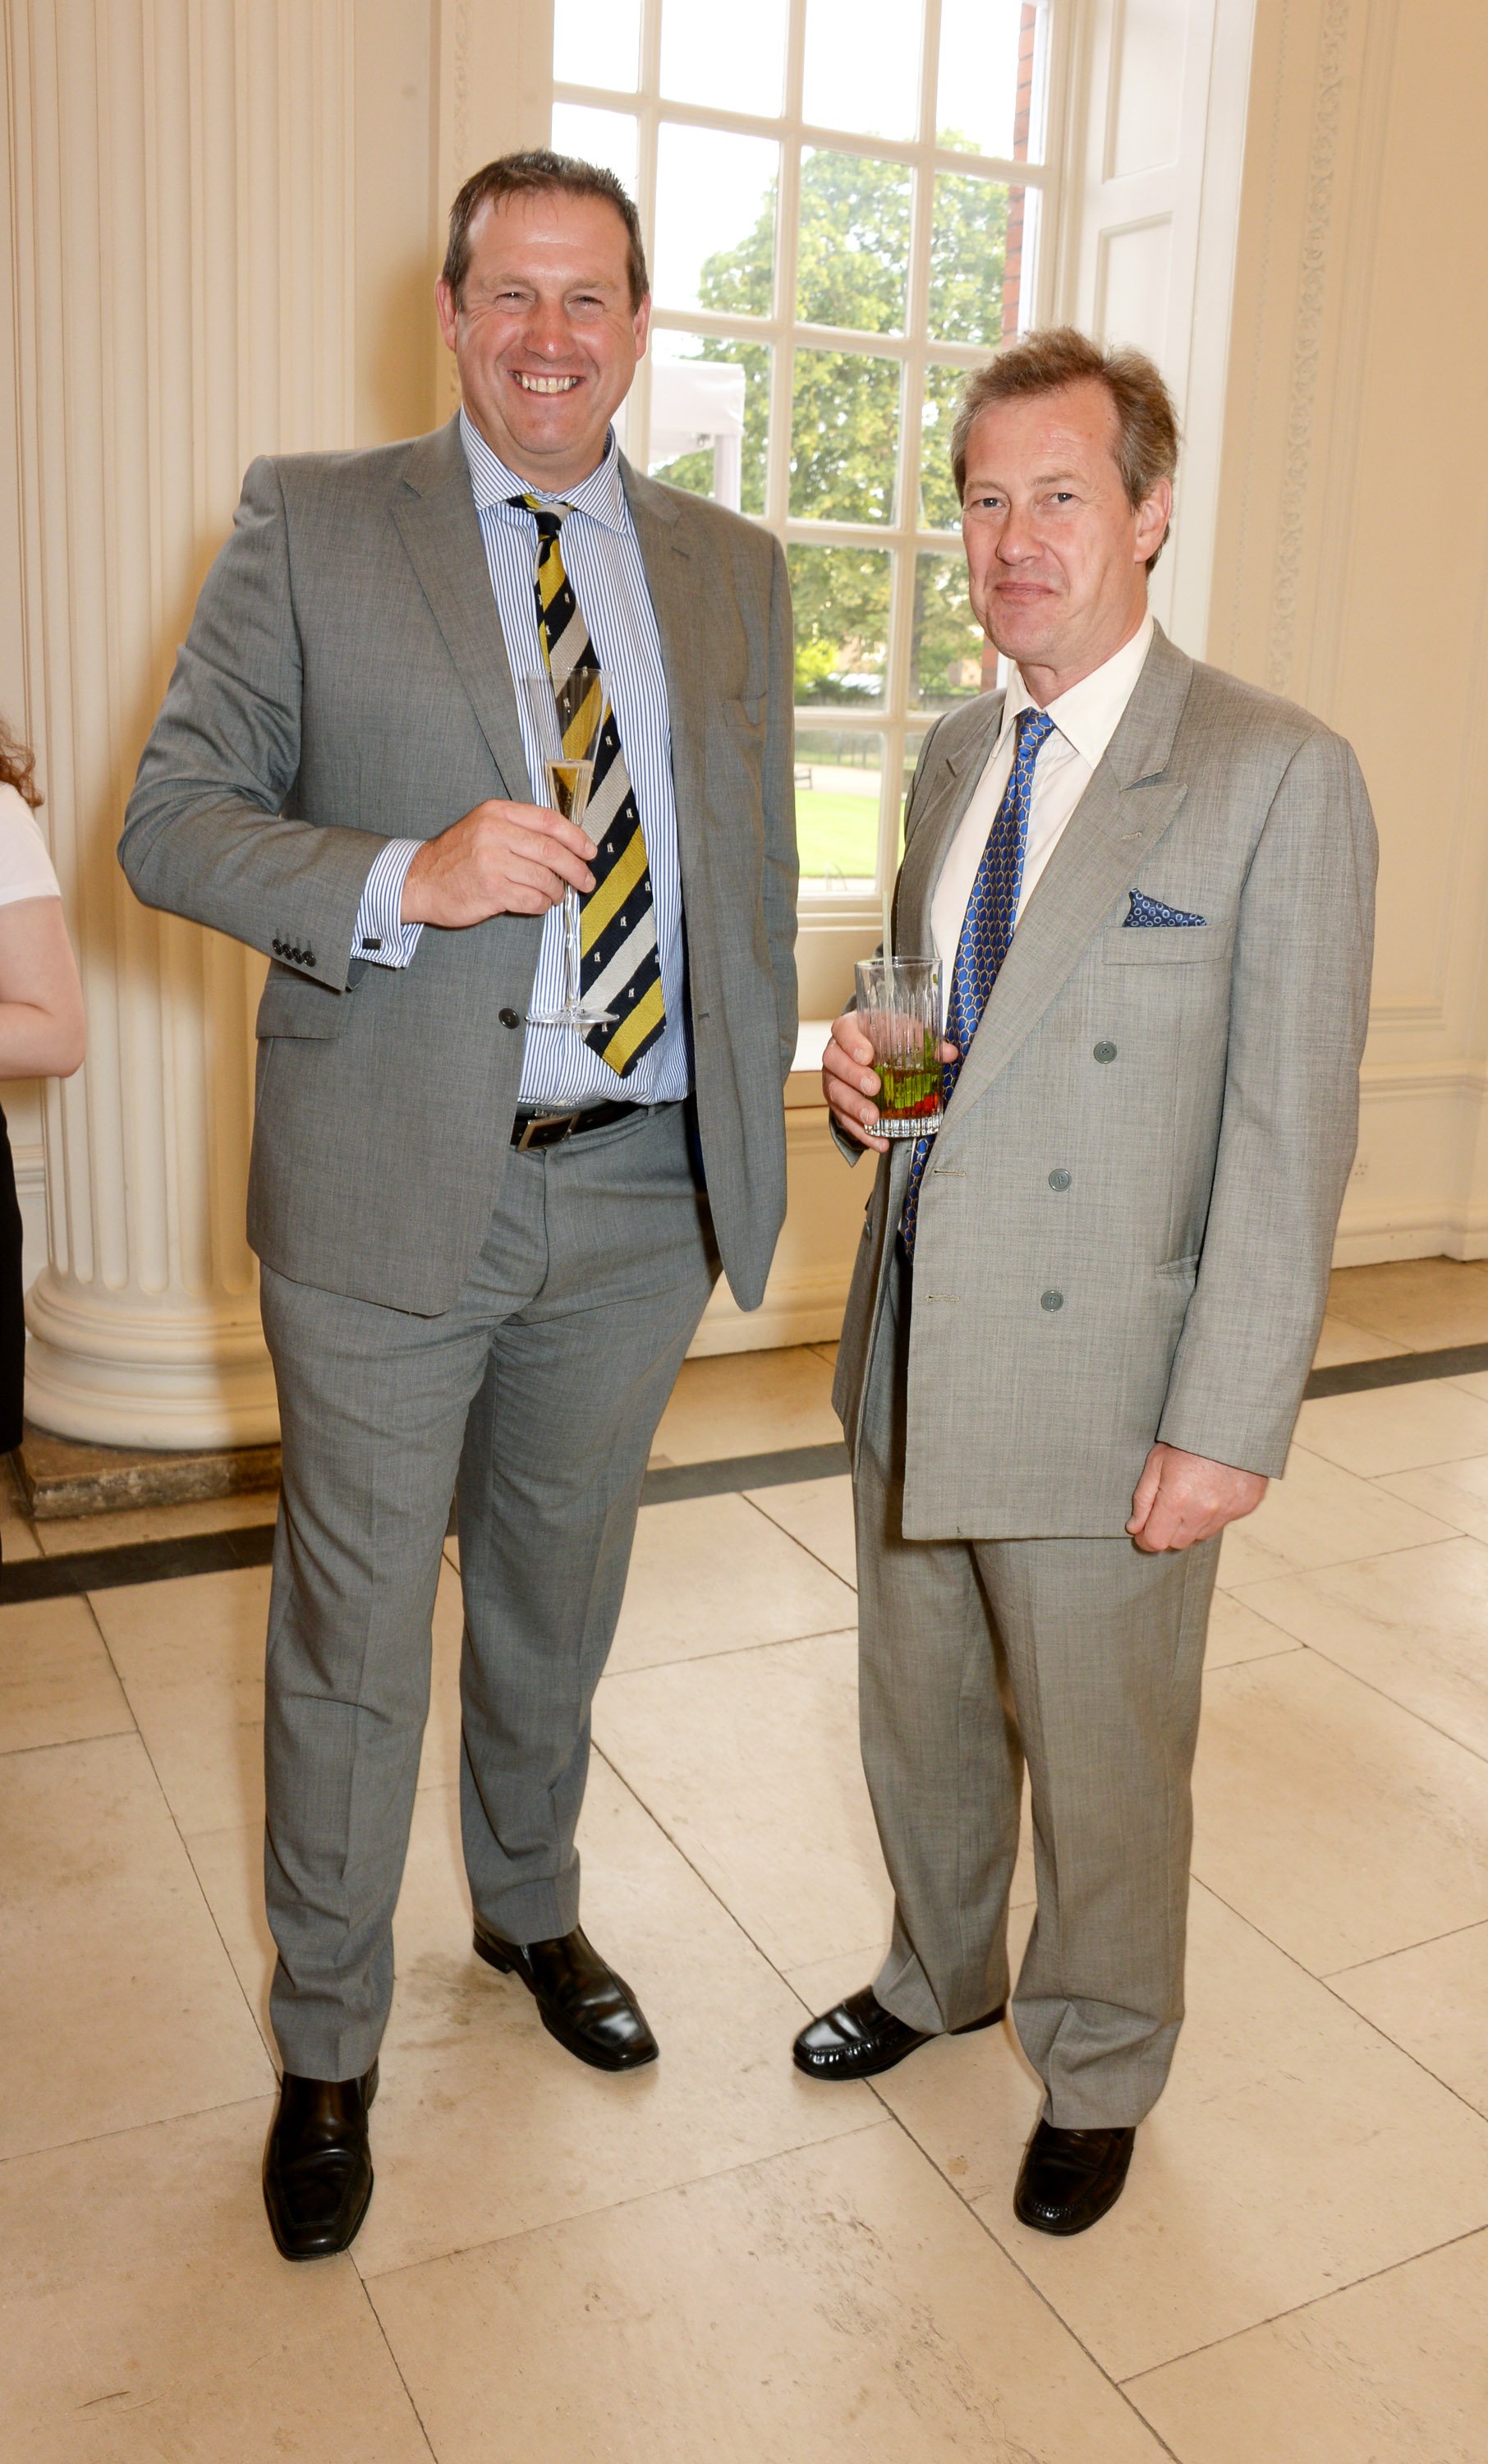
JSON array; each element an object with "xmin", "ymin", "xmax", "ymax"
[{"xmin": 901, "ymin": 706, "xmax": 1057, "ymax": 1255}]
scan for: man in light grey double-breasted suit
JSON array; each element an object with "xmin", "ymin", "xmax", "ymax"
[
  {"xmin": 121, "ymin": 153, "xmax": 796, "ymax": 2259},
  {"xmin": 793, "ymin": 329, "xmax": 1375, "ymax": 2236}
]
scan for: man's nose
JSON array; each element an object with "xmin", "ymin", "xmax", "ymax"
[
  {"xmin": 524, "ymin": 300, "xmax": 573, "ymax": 357},
  {"xmin": 997, "ymin": 508, "xmax": 1039, "ymax": 562}
]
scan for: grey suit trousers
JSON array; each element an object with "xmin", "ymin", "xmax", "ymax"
[
  {"xmin": 258, "ymin": 1101, "xmax": 717, "ymax": 2080},
  {"xmin": 858, "ymin": 1251, "xmax": 1219, "ymax": 2128}
]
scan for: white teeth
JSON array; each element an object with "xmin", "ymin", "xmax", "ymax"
[{"xmin": 516, "ymin": 373, "xmax": 581, "ymax": 393}]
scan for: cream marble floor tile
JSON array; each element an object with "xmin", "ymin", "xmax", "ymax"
[
  {"xmin": 1231, "ymin": 1534, "xmax": 1488, "ymax": 1759},
  {"xmin": 0, "ymin": 1593, "xmax": 131, "ymax": 1754},
  {"xmin": 1327, "ymin": 1920, "xmax": 1488, "ymax": 2118},
  {"xmin": 1202, "ymin": 1589, "xmax": 1301, "ymax": 1669},
  {"xmin": 182, "ymin": 1814, "xmax": 278, "ymax": 2057},
  {"xmin": 92, "ymin": 1559, "xmax": 467, "ymax": 1834},
  {"xmin": 1311, "ymin": 1312, "xmax": 1408, "ymax": 1367},
  {"xmin": 348, "ymin": 1759, "xmax": 878, "ymax": 2277},
  {"xmin": 809, "ymin": 1339, "xmax": 839, "ymax": 1365},
  {"xmin": 953, "ymin": 1886, "xmax": 1488, "ymax": 2384},
  {"xmin": 609, "ymin": 1492, "xmax": 856, "ymax": 1673},
  {"xmin": 0, "ymin": 1731, "xmax": 271, "ymax": 2159},
  {"xmin": 650, "ymin": 1345, "xmax": 839, "ymax": 1464},
  {"xmin": 1192, "ymin": 1648, "xmax": 1488, "ymax": 1973},
  {"xmin": 1292, "ymin": 1378, "xmax": 1488, "ymax": 1478},
  {"xmin": 1454, "ymin": 1366, "xmax": 1488, "ymax": 1400},
  {"xmin": 0, "ymin": 1491, "xmax": 40, "ymax": 1559},
  {"xmin": 594, "ymin": 1628, "xmax": 890, "ymax": 1970},
  {"xmin": 34, "ymin": 1486, "xmax": 278, "ymax": 1556},
  {"xmin": 1127, "ymin": 2228, "xmax": 1488, "ymax": 2462},
  {"xmin": 1378, "ymin": 1446, "xmax": 1488, "ymax": 1543},
  {"xmin": 370, "ymin": 2125, "xmax": 1172, "ymax": 2464},
  {"xmin": 0, "ymin": 2099, "xmax": 432, "ymax": 2463},
  {"xmin": 744, "ymin": 1470, "xmax": 857, "ymax": 1586},
  {"xmin": 1327, "ymin": 1255, "xmax": 1488, "ymax": 1349},
  {"xmin": 1214, "ymin": 1441, "xmax": 1457, "ymax": 1588}
]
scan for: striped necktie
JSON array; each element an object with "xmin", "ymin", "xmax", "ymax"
[
  {"xmin": 901, "ymin": 706, "xmax": 1057, "ymax": 1255},
  {"xmin": 515, "ymin": 494, "xmax": 666, "ymax": 1078}
]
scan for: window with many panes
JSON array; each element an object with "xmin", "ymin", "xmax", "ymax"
[{"xmin": 551, "ymin": 0, "xmax": 1057, "ymax": 980}]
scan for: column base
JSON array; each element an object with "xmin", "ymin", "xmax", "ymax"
[
  {"xmin": 11, "ymin": 1422, "xmax": 280, "ymax": 1522},
  {"xmin": 23, "ymin": 1271, "xmax": 280, "ymax": 1450}
]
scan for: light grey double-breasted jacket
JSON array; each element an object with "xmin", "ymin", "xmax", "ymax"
[
  {"xmin": 120, "ymin": 417, "xmax": 798, "ymax": 1317},
  {"xmin": 834, "ymin": 627, "xmax": 1376, "ymax": 1540}
]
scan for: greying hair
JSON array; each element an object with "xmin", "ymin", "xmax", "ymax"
[{"xmin": 951, "ymin": 328, "xmax": 1181, "ymax": 568}]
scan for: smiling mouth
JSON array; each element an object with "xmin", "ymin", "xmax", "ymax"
[{"xmin": 513, "ymin": 372, "xmax": 583, "ymax": 394}]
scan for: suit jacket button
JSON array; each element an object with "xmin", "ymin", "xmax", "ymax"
[
  {"xmin": 1094, "ymin": 1041, "xmax": 1117, "ymax": 1063},
  {"xmin": 304, "ymin": 950, "xmax": 315, "ymax": 967},
  {"xmin": 1048, "ymin": 1168, "xmax": 1072, "ymax": 1191},
  {"xmin": 1040, "ymin": 1289, "xmax": 1064, "ymax": 1311},
  {"xmin": 499, "ymin": 1007, "xmax": 521, "ymax": 1029}
]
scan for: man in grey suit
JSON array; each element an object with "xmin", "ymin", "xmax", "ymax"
[
  {"xmin": 121, "ymin": 153, "xmax": 796, "ymax": 2259},
  {"xmin": 792, "ymin": 329, "xmax": 1374, "ymax": 2235}
]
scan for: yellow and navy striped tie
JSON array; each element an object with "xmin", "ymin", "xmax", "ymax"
[{"xmin": 515, "ymin": 494, "xmax": 666, "ymax": 1078}]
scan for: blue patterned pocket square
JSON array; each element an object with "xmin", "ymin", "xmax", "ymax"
[{"xmin": 1125, "ymin": 890, "xmax": 1206, "ymax": 927}]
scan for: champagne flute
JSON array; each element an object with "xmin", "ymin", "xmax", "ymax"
[{"xmin": 522, "ymin": 665, "xmax": 618, "ymax": 1032}]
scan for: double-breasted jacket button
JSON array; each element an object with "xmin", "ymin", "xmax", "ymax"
[
  {"xmin": 1048, "ymin": 1168, "xmax": 1072, "ymax": 1191},
  {"xmin": 499, "ymin": 1007, "xmax": 521, "ymax": 1029},
  {"xmin": 1093, "ymin": 1040, "xmax": 1117, "ymax": 1063},
  {"xmin": 1040, "ymin": 1289, "xmax": 1064, "ymax": 1311}
]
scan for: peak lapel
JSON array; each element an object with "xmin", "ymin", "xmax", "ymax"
[
  {"xmin": 943, "ymin": 629, "xmax": 1196, "ymax": 1130},
  {"xmin": 389, "ymin": 419, "xmax": 531, "ymax": 801}
]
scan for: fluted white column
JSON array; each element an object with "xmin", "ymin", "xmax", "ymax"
[{"xmin": 8, "ymin": 0, "xmax": 355, "ymax": 1446}]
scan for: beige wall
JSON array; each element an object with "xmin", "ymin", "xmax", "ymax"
[{"xmin": 1212, "ymin": 0, "xmax": 1488, "ymax": 1259}]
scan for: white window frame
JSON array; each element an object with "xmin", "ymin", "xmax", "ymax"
[{"xmin": 553, "ymin": 0, "xmax": 1074, "ymax": 1013}]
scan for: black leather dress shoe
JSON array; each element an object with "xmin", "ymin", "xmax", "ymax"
[
  {"xmin": 474, "ymin": 1921, "xmax": 658, "ymax": 2071},
  {"xmin": 1013, "ymin": 2118, "xmax": 1136, "ymax": 2235},
  {"xmin": 792, "ymin": 1984, "xmax": 1004, "ymax": 2081},
  {"xmin": 262, "ymin": 2060, "xmax": 378, "ymax": 2260}
]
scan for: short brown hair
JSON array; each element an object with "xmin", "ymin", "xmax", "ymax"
[
  {"xmin": 951, "ymin": 327, "xmax": 1181, "ymax": 568},
  {"xmin": 442, "ymin": 149, "xmax": 650, "ymax": 313},
  {"xmin": 0, "ymin": 715, "xmax": 41, "ymax": 811}
]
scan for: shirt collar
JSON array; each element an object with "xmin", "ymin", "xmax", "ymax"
[
  {"xmin": 458, "ymin": 405, "xmax": 627, "ymax": 531},
  {"xmin": 1000, "ymin": 611, "xmax": 1156, "ymax": 768}
]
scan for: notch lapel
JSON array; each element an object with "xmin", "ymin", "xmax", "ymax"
[
  {"xmin": 620, "ymin": 458, "xmax": 705, "ymax": 877},
  {"xmin": 389, "ymin": 418, "xmax": 532, "ymax": 801},
  {"xmin": 941, "ymin": 627, "xmax": 1196, "ymax": 1131},
  {"xmin": 893, "ymin": 697, "xmax": 1004, "ymax": 959}
]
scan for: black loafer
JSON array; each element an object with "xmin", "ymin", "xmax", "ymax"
[
  {"xmin": 474, "ymin": 1921, "xmax": 658, "ymax": 2071},
  {"xmin": 262, "ymin": 2059, "xmax": 378, "ymax": 2260},
  {"xmin": 792, "ymin": 1984, "xmax": 1003, "ymax": 2081},
  {"xmin": 1013, "ymin": 2118, "xmax": 1136, "ymax": 2235}
]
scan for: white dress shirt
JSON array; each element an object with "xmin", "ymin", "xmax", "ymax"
[
  {"xmin": 352, "ymin": 409, "xmax": 689, "ymax": 1109},
  {"xmin": 929, "ymin": 612, "xmax": 1155, "ymax": 973}
]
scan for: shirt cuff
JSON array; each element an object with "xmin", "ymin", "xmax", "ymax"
[{"xmin": 351, "ymin": 839, "xmax": 423, "ymax": 968}]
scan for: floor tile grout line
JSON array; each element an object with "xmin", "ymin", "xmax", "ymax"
[
  {"xmin": 0, "ymin": 1719, "xmax": 138, "ymax": 1760},
  {"xmin": 1286, "ymin": 1631, "xmax": 1488, "ymax": 1773},
  {"xmin": 1324, "ymin": 1910, "xmax": 1488, "ymax": 1975},
  {"xmin": 605, "ymin": 1616, "xmax": 859, "ymax": 1682},
  {"xmin": 737, "ymin": 1483, "xmax": 861, "ymax": 1593},
  {"xmin": 0, "ymin": 2085, "xmax": 275, "ymax": 2175},
  {"xmin": 356, "ymin": 2274, "xmax": 442, "ymax": 2459},
  {"xmin": 1116, "ymin": 2213, "xmax": 1488, "ymax": 2389}
]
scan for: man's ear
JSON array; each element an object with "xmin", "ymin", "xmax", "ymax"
[{"xmin": 1135, "ymin": 478, "xmax": 1173, "ymax": 563}]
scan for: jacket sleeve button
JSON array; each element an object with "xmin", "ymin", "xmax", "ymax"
[
  {"xmin": 499, "ymin": 1007, "xmax": 521, "ymax": 1029},
  {"xmin": 1040, "ymin": 1289, "xmax": 1064, "ymax": 1311},
  {"xmin": 1094, "ymin": 1041, "xmax": 1117, "ymax": 1063}
]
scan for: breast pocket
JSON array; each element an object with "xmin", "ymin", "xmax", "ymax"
[{"xmin": 1102, "ymin": 924, "xmax": 1229, "ymax": 966}]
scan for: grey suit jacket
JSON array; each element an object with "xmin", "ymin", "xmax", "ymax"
[
  {"xmin": 120, "ymin": 418, "xmax": 797, "ymax": 1316},
  {"xmin": 832, "ymin": 627, "xmax": 1376, "ymax": 1540}
]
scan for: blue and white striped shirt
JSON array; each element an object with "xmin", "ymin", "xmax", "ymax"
[{"xmin": 352, "ymin": 407, "xmax": 690, "ymax": 1107}]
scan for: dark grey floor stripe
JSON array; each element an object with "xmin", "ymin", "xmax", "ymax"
[{"xmin": 1, "ymin": 1340, "xmax": 1482, "ymax": 1607}]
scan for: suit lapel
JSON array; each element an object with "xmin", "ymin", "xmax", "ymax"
[
  {"xmin": 941, "ymin": 627, "xmax": 1196, "ymax": 1130},
  {"xmin": 389, "ymin": 418, "xmax": 532, "ymax": 800},
  {"xmin": 894, "ymin": 696, "xmax": 1004, "ymax": 958},
  {"xmin": 620, "ymin": 458, "xmax": 706, "ymax": 881}
]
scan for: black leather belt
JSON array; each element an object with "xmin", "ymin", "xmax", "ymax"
[{"xmin": 511, "ymin": 1100, "xmax": 645, "ymax": 1152}]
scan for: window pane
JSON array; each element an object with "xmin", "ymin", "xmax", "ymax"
[
  {"xmin": 789, "ymin": 351, "xmax": 900, "ymax": 525},
  {"xmin": 919, "ymin": 365, "xmax": 968, "ymax": 531},
  {"xmin": 930, "ymin": 172, "xmax": 1026, "ymax": 348},
  {"xmin": 649, "ymin": 334, "xmax": 770, "ymax": 517},
  {"xmin": 549, "ymin": 103, "xmax": 638, "ymax": 195},
  {"xmin": 660, "ymin": 0, "xmax": 788, "ymax": 118},
  {"xmin": 553, "ymin": 0, "xmax": 641, "ymax": 94},
  {"xmin": 795, "ymin": 728, "xmax": 883, "ymax": 890},
  {"xmin": 911, "ymin": 549, "xmax": 989, "ymax": 711},
  {"xmin": 796, "ymin": 150, "xmax": 911, "ymax": 336},
  {"xmin": 803, "ymin": 0, "xmax": 924, "ymax": 142},
  {"xmin": 937, "ymin": 0, "xmax": 1048, "ymax": 163},
  {"xmin": 653, "ymin": 126, "xmax": 778, "ymax": 315},
  {"xmin": 788, "ymin": 546, "xmax": 891, "ymax": 706}
]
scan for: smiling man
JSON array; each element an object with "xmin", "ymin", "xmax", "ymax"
[
  {"xmin": 792, "ymin": 329, "xmax": 1375, "ymax": 2236},
  {"xmin": 120, "ymin": 154, "xmax": 797, "ymax": 2259}
]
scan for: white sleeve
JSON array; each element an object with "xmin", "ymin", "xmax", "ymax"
[{"xmin": 0, "ymin": 782, "xmax": 62, "ymax": 907}]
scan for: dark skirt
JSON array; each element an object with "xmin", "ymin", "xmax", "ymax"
[{"xmin": 0, "ymin": 1101, "xmax": 25, "ymax": 1455}]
